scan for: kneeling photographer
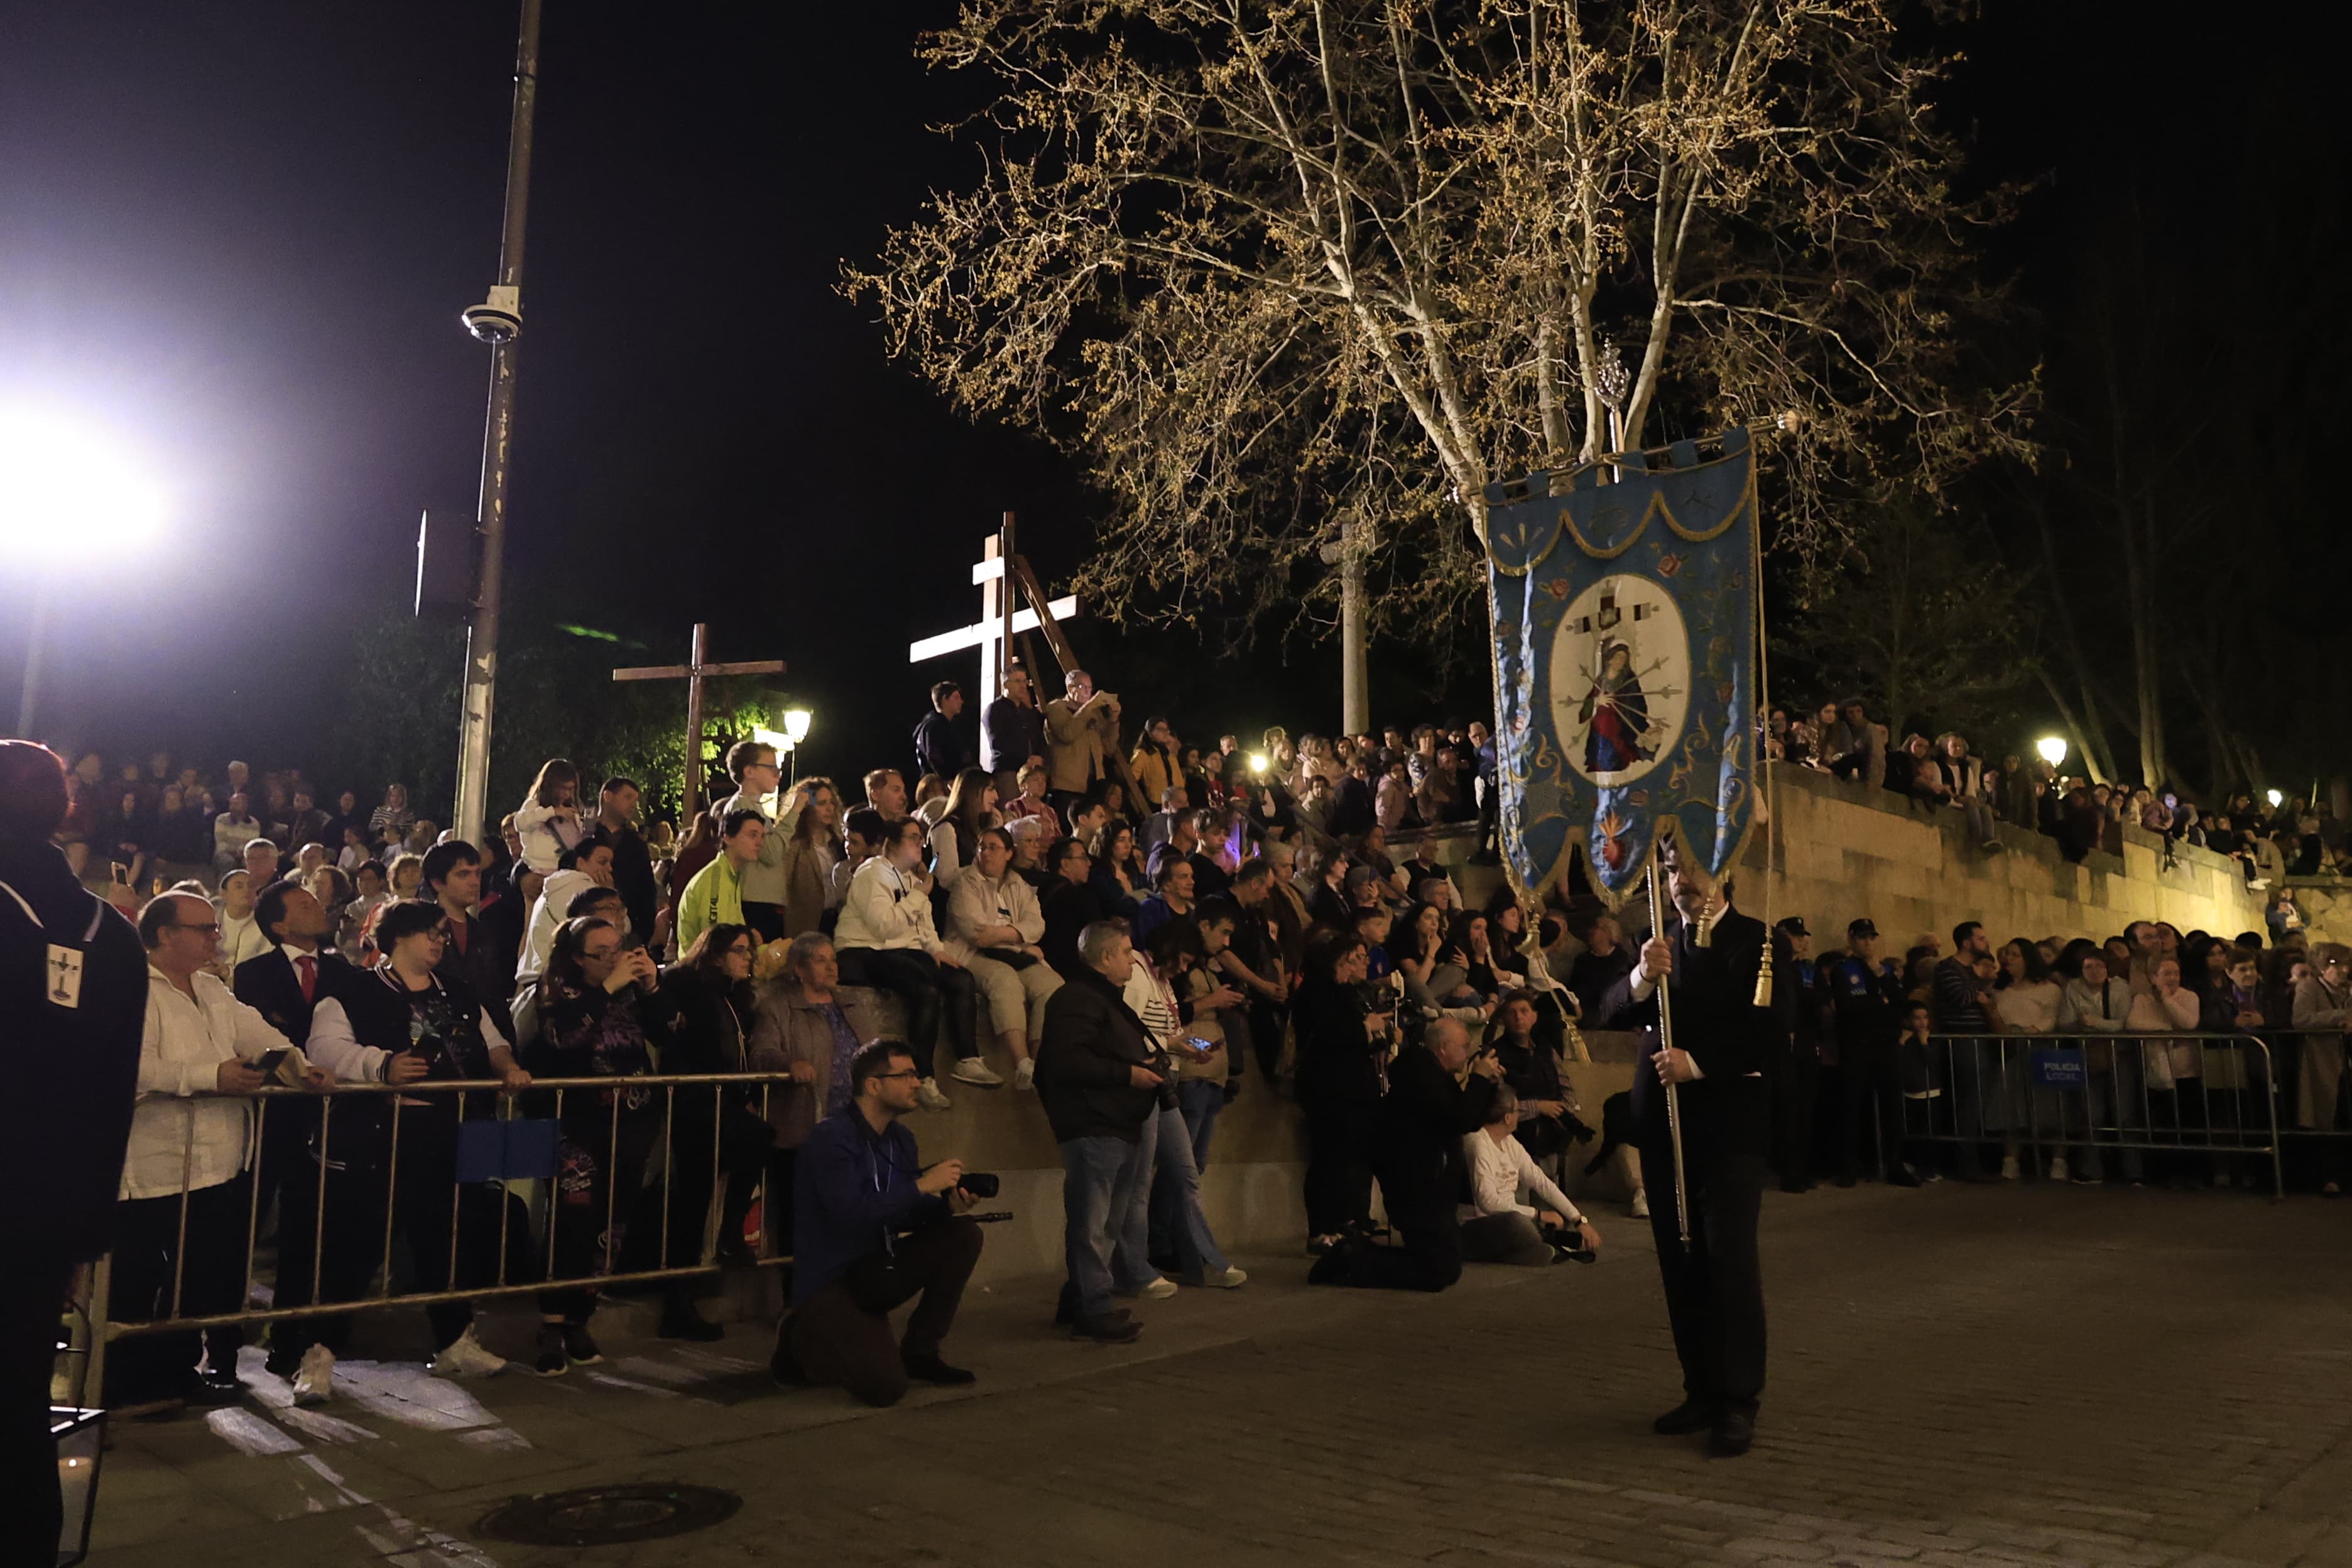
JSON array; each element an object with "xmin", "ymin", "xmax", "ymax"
[
  {"xmin": 1462, "ymin": 1087, "xmax": 1603, "ymax": 1266},
  {"xmin": 775, "ymin": 1040, "xmax": 984, "ymax": 1407},
  {"xmin": 1311, "ymin": 1015, "xmax": 1500, "ymax": 1292}
]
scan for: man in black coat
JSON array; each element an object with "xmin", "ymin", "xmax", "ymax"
[
  {"xmin": 1596, "ymin": 855, "xmax": 1773, "ymax": 1457},
  {"xmin": 1310, "ymin": 1016, "xmax": 1500, "ymax": 1292},
  {"xmin": 1034, "ymin": 920, "xmax": 1163, "ymax": 1342},
  {"xmin": 234, "ymin": 879, "xmax": 357, "ymax": 1043},
  {"xmin": 0, "ymin": 743, "xmax": 144, "ymax": 1564}
]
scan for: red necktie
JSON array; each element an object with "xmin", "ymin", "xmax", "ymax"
[{"xmin": 297, "ymin": 954, "xmax": 316, "ymax": 1004}]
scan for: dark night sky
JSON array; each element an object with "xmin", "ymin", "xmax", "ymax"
[{"xmin": 0, "ymin": 3, "xmax": 2283, "ymax": 788}]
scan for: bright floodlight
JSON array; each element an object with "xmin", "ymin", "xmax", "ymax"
[
  {"xmin": 2268, "ymin": 789, "xmax": 2284, "ymax": 808},
  {"xmin": 783, "ymin": 708, "xmax": 813, "ymax": 744},
  {"xmin": 2035, "ymin": 736, "xmax": 2067, "ymax": 767},
  {"xmin": 752, "ymin": 727, "xmax": 795, "ymax": 754},
  {"xmin": 0, "ymin": 411, "xmax": 166, "ymax": 557},
  {"xmin": 1248, "ymin": 752, "xmax": 1269, "ymax": 775}
]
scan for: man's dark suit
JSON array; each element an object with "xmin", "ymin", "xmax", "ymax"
[
  {"xmin": 233, "ymin": 944, "xmax": 356, "ymax": 1047},
  {"xmin": 1598, "ymin": 905, "xmax": 1772, "ymax": 1418},
  {"xmin": 232, "ymin": 944, "xmax": 357, "ymax": 1297}
]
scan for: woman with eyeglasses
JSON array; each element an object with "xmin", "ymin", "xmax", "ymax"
[
  {"xmin": 650, "ymin": 922, "xmax": 777, "ymax": 1338},
  {"xmin": 529, "ymin": 914, "xmax": 677, "ymax": 1373}
]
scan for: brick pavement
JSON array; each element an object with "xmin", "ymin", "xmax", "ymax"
[{"xmin": 84, "ymin": 1182, "xmax": 2352, "ymax": 1567}]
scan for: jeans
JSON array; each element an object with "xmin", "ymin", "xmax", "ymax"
[
  {"xmin": 1176, "ymin": 1079, "xmax": 1224, "ymax": 1167},
  {"xmin": 1139, "ymin": 1102, "xmax": 1231, "ymax": 1285},
  {"xmin": 1059, "ymin": 1133, "xmax": 1151, "ymax": 1320}
]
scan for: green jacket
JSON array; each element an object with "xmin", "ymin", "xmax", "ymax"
[{"xmin": 677, "ymin": 854, "xmax": 744, "ymax": 956}]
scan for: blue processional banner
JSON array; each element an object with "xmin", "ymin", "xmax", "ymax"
[{"xmin": 1482, "ymin": 427, "xmax": 1760, "ymax": 906}]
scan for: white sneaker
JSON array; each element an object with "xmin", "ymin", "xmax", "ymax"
[
  {"xmin": 1628, "ymin": 1190, "xmax": 1650, "ymax": 1219},
  {"xmin": 291, "ymin": 1344, "xmax": 335, "ymax": 1407},
  {"xmin": 2000, "ymin": 1154, "xmax": 2021, "ymax": 1181},
  {"xmin": 431, "ymin": 1325, "xmax": 508, "ymax": 1380},
  {"xmin": 2048, "ymin": 1155, "xmax": 2069, "ymax": 1183},
  {"xmin": 1136, "ymin": 1277, "xmax": 1179, "ymax": 1300},
  {"xmin": 1013, "ymin": 1057, "xmax": 1036, "ymax": 1091},
  {"xmin": 1203, "ymin": 1266, "xmax": 1247, "ymax": 1289},
  {"xmin": 951, "ymin": 1057, "xmax": 1004, "ymax": 1088},
  {"xmin": 915, "ymin": 1077, "xmax": 953, "ymax": 1111}
]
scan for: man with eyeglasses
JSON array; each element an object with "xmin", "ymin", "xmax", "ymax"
[
  {"xmin": 775, "ymin": 1040, "xmax": 983, "ymax": 1405},
  {"xmin": 111, "ymin": 890, "xmax": 332, "ymax": 1408},
  {"xmin": 710, "ymin": 741, "xmax": 793, "ymax": 943},
  {"xmin": 3, "ymin": 742, "xmax": 146, "ymax": 1561}
]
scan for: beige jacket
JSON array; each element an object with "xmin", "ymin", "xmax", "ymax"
[
  {"xmin": 942, "ymin": 864, "xmax": 1045, "ymax": 962},
  {"xmin": 1044, "ymin": 693, "xmax": 1119, "ymax": 794}
]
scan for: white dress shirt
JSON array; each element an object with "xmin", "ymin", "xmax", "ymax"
[
  {"xmin": 1461, "ymin": 1127, "xmax": 1584, "ymax": 1225},
  {"xmin": 123, "ymin": 965, "xmax": 284, "ymax": 1199}
]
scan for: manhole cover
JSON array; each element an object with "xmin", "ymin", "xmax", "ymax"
[{"xmin": 476, "ymin": 1483, "xmax": 741, "ymax": 1546}]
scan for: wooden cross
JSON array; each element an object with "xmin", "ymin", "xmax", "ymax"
[
  {"xmin": 612, "ymin": 623, "xmax": 785, "ymax": 820},
  {"xmin": 907, "ymin": 512, "xmax": 1080, "ymax": 709}
]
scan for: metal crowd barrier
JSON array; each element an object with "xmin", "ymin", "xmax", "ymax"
[
  {"xmin": 82, "ymin": 1071, "xmax": 797, "ymax": 1398},
  {"xmin": 1914, "ymin": 1033, "xmax": 2282, "ymax": 1198}
]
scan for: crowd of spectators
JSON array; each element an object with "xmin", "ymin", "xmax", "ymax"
[
  {"xmin": 1765, "ymin": 697, "xmax": 2346, "ymax": 890},
  {"xmin": 1765, "ymin": 908, "xmax": 2347, "ymax": 1199},
  {"xmin": 25, "ymin": 666, "xmax": 2352, "ymax": 1423}
]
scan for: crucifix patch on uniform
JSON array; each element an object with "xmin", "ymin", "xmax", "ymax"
[{"xmin": 47, "ymin": 944, "xmax": 84, "ymax": 1008}]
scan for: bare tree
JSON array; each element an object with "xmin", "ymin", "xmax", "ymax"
[{"xmin": 848, "ymin": 0, "xmax": 2032, "ymax": 644}]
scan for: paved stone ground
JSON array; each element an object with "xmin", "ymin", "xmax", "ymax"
[{"xmin": 85, "ymin": 1182, "xmax": 2352, "ymax": 1568}]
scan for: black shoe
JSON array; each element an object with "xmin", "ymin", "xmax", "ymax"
[
  {"xmin": 1053, "ymin": 1284, "xmax": 1077, "ymax": 1327},
  {"xmin": 771, "ymin": 1316, "xmax": 807, "ymax": 1386},
  {"xmin": 1834, "ymin": 1174, "xmax": 1858, "ymax": 1189},
  {"xmin": 1652, "ymin": 1400, "xmax": 1716, "ymax": 1435},
  {"xmin": 535, "ymin": 1325, "xmax": 569, "ymax": 1378},
  {"xmin": 1708, "ymin": 1410, "xmax": 1756, "ymax": 1456},
  {"xmin": 562, "ymin": 1322, "xmax": 604, "ymax": 1366},
  {"xmin": 1072, "ymin": 1312, "xmax": 1141, "ymax": 1343},
  {"xmin": 1778, "ymin": 1179, "xmax": 1810, "ymax": 1194},
  {"xmin": 902, "ymin": 1351, "xmax": 976, "ymax": 1386},
  {"xmin": 658, "ymin": 1302, "xmax": 726, "ymax": 1342},
  {"xmin": 1888, "ymin": 1166, "xmax": 1924, "ymax": 1189}
]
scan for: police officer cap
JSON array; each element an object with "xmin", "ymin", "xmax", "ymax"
[
  {"xmin": 1848, "ymin": 917, "xmax": 1878, "ymax": 938},
  {"xmin": 1773, "ymin": 916, "xmax": 1809, "ymax": 937}
]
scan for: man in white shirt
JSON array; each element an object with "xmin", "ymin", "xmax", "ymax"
[
  {"xmin": 1461, "ymin": 1087, "xmax": 1603, "ymax": 1265},
  {"xmin": 110, "ymin": 892, "xmax": 329, "ymax": 1407},
  {"xmin": 212, "ymin": 791, "xmax": 264, "ymax": 873}
]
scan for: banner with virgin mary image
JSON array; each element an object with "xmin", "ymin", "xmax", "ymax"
[{"xmin": 1481, "ymin": 428, "xmax": 1760, "ymax": 906}]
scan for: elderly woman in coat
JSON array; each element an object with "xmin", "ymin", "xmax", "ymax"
[{"xmin": 748, "ymin": 932, "xmax": 882, "ymax": 1255}]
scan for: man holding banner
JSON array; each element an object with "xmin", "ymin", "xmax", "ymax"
[
  {"xmin": 1594, "ymin": 857, "xmax": 1772, "ymax": 1456},
  {"xmin": 1478, "ymin": 427, "xmax": 1773, "ymax": 1456}
]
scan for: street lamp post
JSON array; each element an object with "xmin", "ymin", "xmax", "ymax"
[{"xmin": 450, "ymin": 0, "xmax": 545, "ymax": 851}]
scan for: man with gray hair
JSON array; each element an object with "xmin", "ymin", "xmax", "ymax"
[
  {"xmin": 1310, "ymin": 1014, "xmax": 1500, "ymax": 1292},
  {"xmin": 1035, "ymin": 920, "xmax": 1163, "ymax": 1342}
]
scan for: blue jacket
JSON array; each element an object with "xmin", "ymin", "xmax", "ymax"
[{"xmin": 792, "ymin": 1106, "xmax": 949, "ymax": 1306}]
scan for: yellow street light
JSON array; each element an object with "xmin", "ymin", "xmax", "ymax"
[{"xmin": 2035, "ymin": 736, "xmax": 2067, "ymax": 768}]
